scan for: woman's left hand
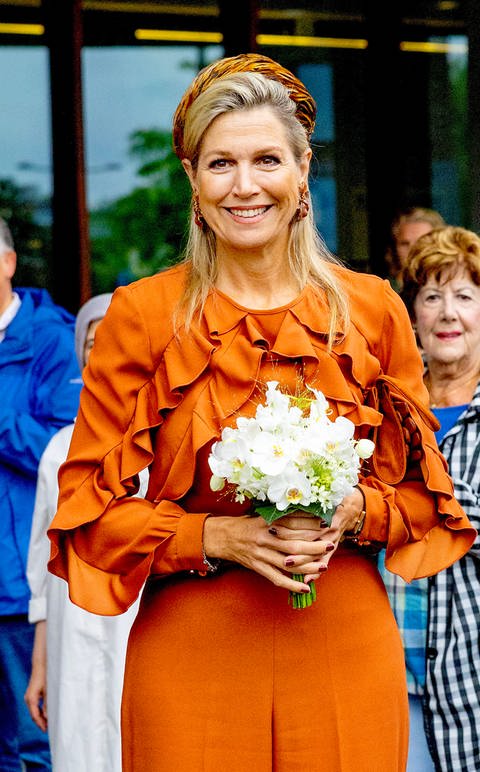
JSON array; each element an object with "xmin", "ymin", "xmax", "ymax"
[{"xmin": 271, "ymin": 487, "xmax": 365, "ymax": 582}]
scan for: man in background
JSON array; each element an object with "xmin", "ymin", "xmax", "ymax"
[
  {"xmin": 0, "ymin": 217, "xmax": 82, "ymax": 771},
  {"xmin": 385, "ymin": 206, "xmax": 446, "ymax": 291}
]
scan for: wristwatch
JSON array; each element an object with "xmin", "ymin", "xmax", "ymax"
[{"xmin": 341, "ymin": 509, "xmax": 366, "ymax": 544}]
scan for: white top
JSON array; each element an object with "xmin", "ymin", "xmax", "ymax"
[{"xmin": 27, "ymin": 424, "xmax": 147, "ymax": 772}]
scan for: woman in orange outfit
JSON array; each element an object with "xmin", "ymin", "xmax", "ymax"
[{"xmin": 48, "ymin": 54, "xmax": 475, "ymax": 771}]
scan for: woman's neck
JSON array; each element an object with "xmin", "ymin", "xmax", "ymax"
[
  {"xmin": 425, "ymin": 361, "xmax": 479, "ymax": 408},
  {"xmin": 215, "ymin": 252, "xmax": 301, "ymax": 309}
]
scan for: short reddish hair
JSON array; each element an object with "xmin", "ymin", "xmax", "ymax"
[{"xmin": 401, "ymin": 225, "xmax": 480, "ymax": 318}]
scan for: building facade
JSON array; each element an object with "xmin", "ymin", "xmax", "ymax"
[{"xmin": 0, "ymin": 0, "xmax": 478, "ymax": 309}]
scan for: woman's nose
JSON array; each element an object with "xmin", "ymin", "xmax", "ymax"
[
  {"xmin": 440, "ymin": 295, "xmax": 458, "ymax": 319},
  {"xmin": 232, "ymin": 163, "xmax": 260, "ymax": 197}
]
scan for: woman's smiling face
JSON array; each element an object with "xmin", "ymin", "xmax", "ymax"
[
  {"xmin": 182, "ymin": 105, "xmax": 311, "ymax": 259},
  {"xmin": 414, "ymin": 267, "xmax": 480, "ymax": 368}
]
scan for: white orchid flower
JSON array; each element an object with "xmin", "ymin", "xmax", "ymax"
[
  {"xmin": 267, "ymin": 469, "xmax": 312, "ymax": 511},
  {"xmin": 249, "ymin": 431, "xmax": 294, "ymax": 476}
]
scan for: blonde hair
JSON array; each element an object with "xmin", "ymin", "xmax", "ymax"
[
  {"xmin": 401, "ymin": 225, "xmax": 480, "ymax": 317},
  {"xmin": 177, "ymin": 71, "xmax": 348, "ymax": 345}
]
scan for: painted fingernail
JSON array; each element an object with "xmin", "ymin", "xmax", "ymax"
[
  {"xmin": 318, "ymin": 563, "xmax": 328, "ymax": 573},
  {"xmin": 268, "ymin": 527, "xmax": 277, "ymax": 535},
  {"xmin": 285, "ymin": 558, "xmax": 295, "ymax": 567},
  {"xmin": 325, "ymin": 543, "xmax": 335, "ymax": 552}
]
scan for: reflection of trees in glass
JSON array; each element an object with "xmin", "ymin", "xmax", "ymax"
[
  {"xmin": 449, "ymin": 57, "xmax": 468, "ymax": 224},
  {"xmin": 0, "ymin": 178, "xmax": 52, "ymax": 289},
  {"xmin": 89, "ymin": 129, "xmax": 191, "ymax": 293}
]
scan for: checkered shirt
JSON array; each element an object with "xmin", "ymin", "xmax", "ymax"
[
  {"xmin": 378, "ymin": 550, "xmax": 428, "ymax": 695},
  {"xmin": 381, "ymin": 385, "xmax": 480, "ymax": 771},
  {"xmin": 424, "ymin": 387, "xmax": 480, "ymax": 771}
]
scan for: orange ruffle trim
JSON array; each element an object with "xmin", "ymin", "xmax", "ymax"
[{"xmin": 48, "ymin": 265, "xmax": 476, "ymax": 613}]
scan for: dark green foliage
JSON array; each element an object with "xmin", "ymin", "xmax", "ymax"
[
  {"xmin": 0, "ymin": 178, "xmax": 52, "ymax": 289},
  {"xmin": 89, "ymin": 129, "xmax": 191, "ymax": 293}
]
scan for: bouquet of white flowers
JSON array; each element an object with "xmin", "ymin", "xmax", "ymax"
[{"xmin": 208, "ymin": 381, "xmax": 375, "ymax": 608}]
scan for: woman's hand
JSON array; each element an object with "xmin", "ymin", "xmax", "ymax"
[
  {"xmin": 203, "ymin": 491, "xmax": 354, "ymax": 593},
  {"xmin": 274, "ymin": 487, "xmax": 365, "ymax": 581},
  {"xmin": 203, "ymin": 487, "xmax": 365, "ymax": 591},
  {"xmin": 24, "ymin": 620, "xmax": 48, "ymax": 732},
  {"xmin": 203, "ymin": 513, "xmax": 327, "ymax": 593}
]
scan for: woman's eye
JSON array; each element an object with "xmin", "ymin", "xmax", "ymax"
[
  {"xmin": 259, "ymin": 155, "xmax": 280, "ymax": 166},
  {"xmin": 209, "ymin": 158, "xmax": 231, "ymax": 170}
]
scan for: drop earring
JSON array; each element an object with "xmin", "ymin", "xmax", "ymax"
[
  {"xmin": 193, "ymin": 195, "xmax": 206, "ymax": 230},
  {"xmin": 296, "ymin": 188, "xmax": 310, "ymax": 221}
]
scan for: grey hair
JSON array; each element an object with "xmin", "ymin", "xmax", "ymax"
[
  {"xmin": 74, "ymin": 293, "xmax": 113, "ymax": 371},
  {"xmin": 391, "ymin": 206, "xmax": 445, "ymax": 237},
  {"xmin": 0, "ymin": 217, "xmax": 14, "ymax": 253}
]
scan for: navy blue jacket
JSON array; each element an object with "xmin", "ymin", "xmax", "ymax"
[{"xmin": 0, "ymin": 288, "xmax": 82, "ymax": 615}]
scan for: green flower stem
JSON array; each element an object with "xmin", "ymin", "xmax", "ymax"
[{"xmin": 289, "ymin": 575, "xmax": 317, "ymax": 609}]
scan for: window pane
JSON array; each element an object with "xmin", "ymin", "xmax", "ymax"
[
  {"xmin": 298, "ymin": 62, "xmax": 337, "ymax": 253},
  {"xmin": 0, "ymin": 46, "xmax": 52, "ymax": 288},
  {"xmin": 429, "ymin": 35, "xmax": 468, "ymax": 225},
  {"xmin": 83, "ymin": 45, "xmax": 222, "ymax": 291}
]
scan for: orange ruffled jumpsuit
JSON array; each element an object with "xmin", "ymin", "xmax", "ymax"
[{"xmin": 48, "ymin": 263, "xmax": 475, "ymax": 771}]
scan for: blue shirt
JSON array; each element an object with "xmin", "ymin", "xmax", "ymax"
[{"xmin": 432, "ymin": 404, "xmax": 468, "ymax": 444}]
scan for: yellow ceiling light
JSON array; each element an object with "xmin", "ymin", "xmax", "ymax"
[
  {"xmin": 0, "ymin": 22, "xmax": 44, "ymax": 35},
  {"xmin": 401, "ymin": 40, "xmax": 467, "ymax": 54},
  {"xmin": 257, "ymin": 33, "xmax": 367, "ymax": 49},
  {"xmin": 135, "ymin": 29, "xmax": 222, "ymax": 43}
]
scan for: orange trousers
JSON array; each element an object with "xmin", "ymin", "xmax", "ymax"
[{"xmin": 122, "ymin": 550, "xmax": 408, "ymax": 772}]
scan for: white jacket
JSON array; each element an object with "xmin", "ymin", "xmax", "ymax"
[{"xmin": 27, "ymin": 424, "xmax": 145, "ymax": 772}]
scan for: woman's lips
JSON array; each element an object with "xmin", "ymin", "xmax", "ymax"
[
  {"xmin": 228, "ymin": 206, "xmax": 268, "ymax": 217},
  {"xmin": 435, "ymin": 331, "xmax": 461, "ymax": 340},
  {"xmin": 226, "ymin": 205, "xmax": 272, "ymax": 220}
]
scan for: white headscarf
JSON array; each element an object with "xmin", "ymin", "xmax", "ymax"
[{"xmin": 74, "ymin": 293, "xmax": 113, "ymax": 370}]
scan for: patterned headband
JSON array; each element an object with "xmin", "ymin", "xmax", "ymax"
[{"xmin": 172, "ymin": 52, "xmax": 317, "ymax": 158}]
